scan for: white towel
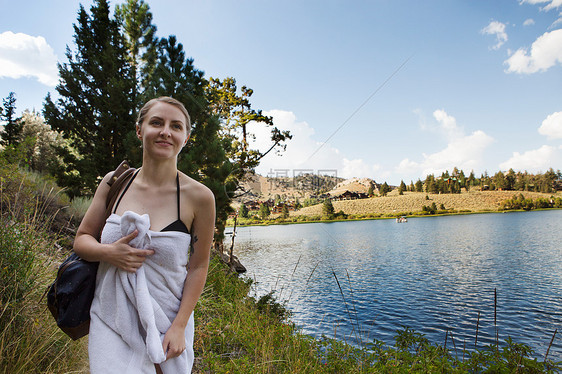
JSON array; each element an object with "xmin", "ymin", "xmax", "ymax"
[{"xmin": 89, "ymin": 211, "xmax": 193, "ymax": 373}]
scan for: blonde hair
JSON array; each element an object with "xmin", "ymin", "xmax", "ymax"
[{"xmin": 137, "ymin": 96, "xmax": 192, "ymax": 136}]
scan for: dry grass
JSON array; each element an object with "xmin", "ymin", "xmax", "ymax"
[{"xmin": 294, "ymin": 190, "xmax": 561, "ymax": 217}]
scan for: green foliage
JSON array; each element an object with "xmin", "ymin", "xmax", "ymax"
[
  {"xmin": 398, "ymin": 180, "xmax": 406, "ymax": 195},
  {"xmin": 255, "ymin": 291, "xmax": 289, "ymax": 321},
  {"xmin": 18, "ymin": 110, "xmax": 65, "ymax": 173},
  {"xmin": 500, "ymin": 193, "xmax": 562, "ymax": 211},
  {"xmin": 0, "ymin": 222, "xmax": 37, "ymax": 306},
  {"xmin": 421, "ymin": 203, "xmax": 437, "ymax": 215},
  {"xmin": 281, "ymin": 204, "xmax": 290, "ymax": 219},
  {"xmin": 258, "ymin": 203, "xmax": 270, "ymax": 219},
  {"xmin": 379, "ymin": 182, "xmax": 390, "ymax": 196},
  {"xmin": 0, "ymin": 163, "xmax": 87, "ymax": 373},
  {"xmin": 322, "ymin": 198, "xmax": 335, "ymax": 219},
  {"xmin": 115, "ymin": 0, "xmax": 158, "ymax": 107},
  {"xmin": 206, "ymin": 77, "xmax": 291, "ymax": 181},
  {"xmin": 302, "ymin": 197, "xmax": 320, "ymax": 207},
  {"xmin": 0, "ymin": 92, "xmax": 21, "ymax": 147},
  {"xmin": 239, "ymin": 203, "xmax": 249, "ymax": 218},
  {"xmin": 44, "ymin": 0, "xmax": 136, "ymax": 197}
]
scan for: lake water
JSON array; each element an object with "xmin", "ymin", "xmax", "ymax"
[{"xmin": 228, "ymin": 210, "xmax": 562, "ymax": 361}]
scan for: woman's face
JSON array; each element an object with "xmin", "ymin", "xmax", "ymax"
[{"xmin": 136, "ymin": 102, "xmax": 189, "ymax": 160}]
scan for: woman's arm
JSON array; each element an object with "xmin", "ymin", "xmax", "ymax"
[
  {"xmin": 161, "ymin": 185, "xmax": 215, "ymax": 360},
  {"xmin": 73, "ymin": 173, "xmax": 154, "ymax": 272}
]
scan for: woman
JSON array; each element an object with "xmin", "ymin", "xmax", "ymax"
[{"xmin": 74, "ymin": 97, "xmax": 215, "ymax": 373}]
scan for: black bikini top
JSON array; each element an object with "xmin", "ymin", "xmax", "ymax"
[{"xmin": 112, "ymin": 169, "xmax": 190, "ymax": 234}]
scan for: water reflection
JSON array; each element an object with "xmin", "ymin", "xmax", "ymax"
[{"xmin": 232, "ymin": 210, "xmax": 562, "ymax": 360}]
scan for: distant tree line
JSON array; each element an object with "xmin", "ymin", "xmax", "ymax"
[
  {"xmin": 0, "ymin": 0, "xmax": 291, "ymax": 246},
  {"xmin": 388, "ymin": 167, "xmax": 562, "ymax": 196},
  {"xmin": 500, "ymin": 193, "xmax": 562, "ymax": 211}
]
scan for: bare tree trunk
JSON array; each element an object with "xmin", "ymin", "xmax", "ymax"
[{"xmin": 229, "ymin": 213, "xmax": 238, "ymax": 267}]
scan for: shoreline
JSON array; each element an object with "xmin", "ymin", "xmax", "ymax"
[
  {"xmin": 227, "ymin": 206, "xmax": 562, "ymax": 229},
  {"xmin": 228, "ymin": 190, "xmax": 562, "ymax": 228}
]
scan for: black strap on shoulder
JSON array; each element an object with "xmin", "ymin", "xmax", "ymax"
[
  {"xmin": 102, "ymin": 161, "xmax": 136, "ymax": 231},
  {"xmin": 176, "ymin": 172, "xmax": 181, "ymax": 220},
  {"xmin": 112, "ymin": 169, "xmax": 140, "ymax": 214}
]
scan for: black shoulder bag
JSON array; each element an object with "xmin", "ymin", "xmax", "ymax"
[{"xmin": 46, "ymin": 160, "xmax": 136, "ymax": 340}]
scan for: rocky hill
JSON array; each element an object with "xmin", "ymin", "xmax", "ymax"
[{"xmin": 237, "ymin": 173, "xmax": 353, "ymax": 201}]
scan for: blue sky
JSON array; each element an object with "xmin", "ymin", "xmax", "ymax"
[{"xmin": 1, "ymin": 0, "xmax": 561, "ymax": 185}]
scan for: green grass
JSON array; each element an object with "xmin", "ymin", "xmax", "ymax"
[{"xmin": 0, "ymin": 160, "xmax": 88, "ymax": 373}]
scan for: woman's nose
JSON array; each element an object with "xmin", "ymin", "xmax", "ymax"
[{"xmin": 160, "ymin": 125, "xmax": 171, "ymax": 137}]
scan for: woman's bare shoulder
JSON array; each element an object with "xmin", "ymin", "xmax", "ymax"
[{"xmin": 178, "ymin": 172, "xmax": 215, "ymax": 205}]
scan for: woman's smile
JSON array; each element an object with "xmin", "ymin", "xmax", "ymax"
[{"xmin": 137, "ymin": 101, "xmax": 190, "ymax": 158}]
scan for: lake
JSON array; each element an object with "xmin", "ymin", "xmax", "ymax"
[{"xmin": 228, "ymin": 210, "xmax": 562, "ymax": 361}]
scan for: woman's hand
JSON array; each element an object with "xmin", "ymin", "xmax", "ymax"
[
  {"xmin": 105, "ymin": 230, "xmax": 154, "ymax": 272},
  {"xmin": 162, "ymin": 324, "xmax": 186, "ymax": 360}
]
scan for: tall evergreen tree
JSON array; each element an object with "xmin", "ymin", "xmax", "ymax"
[
  {"xmin": 44, "ymin": 0, "xmax": 135, "ymax": 196},
  {"xmin": 239, "ymin": 203, "xmax": 249, "ymax": 218},
  {"xmin": 115, "ymin": 0, "xmax": 158, "ymax": 109},
  {"xmin": 0, "ymin": 92, "xmax": 21, "ymax": 147},
  {"xmin": 144, "ymin": 36, "xmax": 207, "ymax": 124},
  {"xmin": 258, "ymin": 203, "xmax": 270, "ymax": 220},
  {"xmin": 398, "ymin": 180, "xmax": 406, "ymax": 195},
  {"xmin": 380, "ymin": 182, "xmax": 390, "ymax": 196},
  {"xmin": 322, "ymin": 199, "xmax": 335, "ymax": 219}
]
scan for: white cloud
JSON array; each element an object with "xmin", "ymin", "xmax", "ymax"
[
  {"xmin": 504, "ymin": 29, "xmax": 562, "ymax": 73},
  {"xmin": 249, "ymin": 110, "xmax": 380, "ymax": 180},
  {"xmin": 341, "ymin": 159, "xmax": 381, "ymax": 179},
  {"xmin": 433, "ymin": 109, "xmax": 463, "ymax": 140},
  {"xmin": 523, "ymin": 18, "xmax": 536, "ymax": 26},
  {"xmin": 396, "ymin": 110, "xmax": 494, "ymax": 178},
  {"xmin": 499, "ymin": 145, "xmax": 560, "ymax": 171},
  {"xmin": 0, "ymin": 31, "xmax": 58, "ymax": 86},
  {"xmin": 538, "ymin": 111, "xmax": 562, "ymax": 139},
  {"xmin": 481, "ymin": 20, "xmax": 508, "ymax": 50},
  {"xmin": 520, "ymin": 0, "xmax": 562, "ymax": 11}
]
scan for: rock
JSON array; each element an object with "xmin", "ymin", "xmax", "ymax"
[{"xmin": 218, "ymin": 251, "xmax": 247, "ymax": 273}]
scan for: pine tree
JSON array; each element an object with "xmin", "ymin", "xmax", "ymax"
[
  {"xmin": 43, "ymin": 0, "xmax": 135, "ymax": 196},
  {"xmin": 322, "ymin": 199, "xmax": 335, "ymax": 219},
  {"xmin": 259, "ymin": 203, "xmax": 270, "ymax": 220},
  {"xmin": 115, "ymin": 0, "xmax": 158, "ymax": 109},
  {"xmin": 0, "ymin": 92, "xmax": 22, "ymax": 147},
  {"xmin": 144, "ymin": 36, "xmax": 207, "ymax": 124},
  {"xmin": 380, "ymin": 182, "xmax": 390, "ymax": 196},
  {"xmin": 399, "ymin": 180, "xmax": 406, "ymax": 195},
  {"xmin": 239, "ymin": 203, "xmax": 249, "ymax": 218}
]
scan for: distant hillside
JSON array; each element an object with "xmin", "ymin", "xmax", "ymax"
[{"xmin": 295, "ymin": 190, "xmax": 560, "ymax": 217}]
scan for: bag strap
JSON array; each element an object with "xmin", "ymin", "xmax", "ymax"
[{"xmin": 100, "ymin": 160, "xmax": 136, "ymax": 238}]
